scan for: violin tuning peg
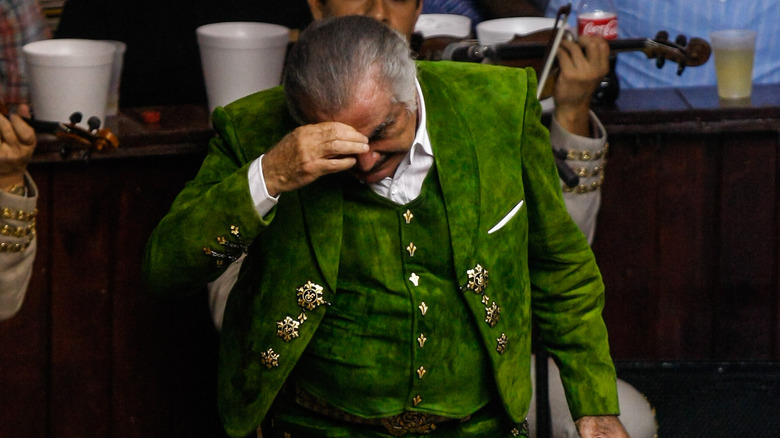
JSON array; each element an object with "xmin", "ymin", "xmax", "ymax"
[
  {"xmin": 69, "ymin": 112, "xmax": 83, "ymax": 124},
  {"xmin": 656, "ymin": 57, "xmax": 666, "ymax": 69},
  {"xmin": 677, "ymin": 64, "xmax": 686, "ymax": 76},
  {"xmin": 87, "ymin": 116, "xmax": 101, "ymax": 131},
  {"xmin": 675, "ymin": 34, "xmax": 688, "ymax": 47},
  {"xmin": 655, "ymin": 30, "xmax": 669, "ymax": 42}
]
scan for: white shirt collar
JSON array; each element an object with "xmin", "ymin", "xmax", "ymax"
[
  {"xmin": 368, "ymin": 78, "xmax": 434, "ymax": 204},
  {"xmin": 410, "ymin": 78, "xmax": 433, "ymax": 162}
]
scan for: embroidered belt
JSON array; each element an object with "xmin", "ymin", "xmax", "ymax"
[{"xmin": 294, "ymin": 389, "xmax": 471, "ymax": 436}]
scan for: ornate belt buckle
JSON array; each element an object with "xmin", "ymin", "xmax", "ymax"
[{"xmin": 380, "ymin": 412, "xmax": 437, "ymax": 436}]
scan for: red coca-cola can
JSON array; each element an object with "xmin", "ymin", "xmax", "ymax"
[{"xmin": 577, "ymin": 12, "xmax": 618, "ymax": 40}]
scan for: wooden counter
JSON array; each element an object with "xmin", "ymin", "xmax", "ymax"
[
  {"xmin": 2, "ymin": 85, "xmax": 779, "ymax": 437},
  {"xmin": 592, "ymin": 84, "xmax": 780, "ymax": 361}
]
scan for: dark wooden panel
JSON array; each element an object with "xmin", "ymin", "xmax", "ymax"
[
  {"xmin": 596, "ymin": 128, "xmax": 780, "ymax": 361},
  {"xmin": 49, "ymin": 163, "xmax": 115, "ymax": 438},
  {"xmin": 109, "ymin": 155, "xmax": 226, "ymax": 438},
  {"xmin": 714, "ymin": 132, "xmax": 777, "ymax": 359},
  {"xmin": 595, "ymin": 134, "xmax": 661, "ymax": 360},
  {"xmin": 654, "ymin": 134, "xmax": 718, "ymax": 359}
]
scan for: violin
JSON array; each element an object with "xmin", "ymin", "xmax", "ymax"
[
  {"xmin": 413, "ymin": 29, "xmax": 711, "ymax": 100},
  {"xmin": 0, "ymin": 101, "xmax": 119, "ymax": 161},
  {"xmin": 412, "ymin": 5, "xmax": 712, "ymax": 188}
]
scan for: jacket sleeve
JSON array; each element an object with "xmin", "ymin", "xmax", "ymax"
[
  {"xmin": 0, "ymin": 173, "xmax": 37, "ymax": 321},
  {"xmin": 550, "ymin": 111, "xmax": 608, "ymax": 244},
  {"xmin": 143, "ymin": 88, "xmax": 292, "ymax": 298},
  {"xmin": 519, "ymin": 72, "xmax": 620, "ymax": 420}
]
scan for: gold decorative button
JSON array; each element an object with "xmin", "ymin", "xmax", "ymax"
[
  {"xmin": 418, "ymin": 302, "xmax": 428, "ymax": 316},
  {"xmin": 417, "ymin": 333, "xmax": 427, "ymax": 348},
  {"xmin": 511, "ymin": 420, "xmax": 529, "ymax": 436},
  {"xmin": 261, "ymin": 348, "xmax": 280, "ymax": 369},
  {"xmin": 484, "ymin": 303, "xmax": 500, "ymax": 328},
  {"xmin": 466, "ymin": 264, "xmax": 489, "ymax": 294},
  {"xmin": 417, "ymin": 366, "xmax": 427, "ymax": 379},
  {"xmin": 406, "ymin": 242, "xmax": 417, "ymax": 257},
  {"xmin": 203, "ymin": 225, "xmax": 249, "ymax": 267},
  {"xmin": 404, "ymin": 209, "xmax": 414, "ymax": 224},
  {"xmin": 409, "ymin": 272, "xmax": 420, "ymax": 286},
  {"xmin": 297, "ymin": 281, "xmax": 326, "ymax": 311},
  {"xmin": 276, "ymin": 316, "xmax": 300, "ymax": 342},
  {"xmin": 413, "ymin": 395, "xmax": 422, "ymax": 406},
  {"xmin": 496, "ymin": 333, "xmax": 508, "ymax": 354}
]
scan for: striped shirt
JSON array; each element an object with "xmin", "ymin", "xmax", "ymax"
[{"xmin": 0, "ymin": 0, "xmax": 51, "ymax": 104}]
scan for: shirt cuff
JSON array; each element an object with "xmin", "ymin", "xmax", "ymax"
[
  {"xmin": 549, "ymin": 110, "xmax": 606, "ymax": 153},
  {"xmin": 0, "ymin": 172, "xmax": 37, "ymax": 211},
  {"xmin": 248, "ymin": 155, "xmax": 279, "ymax": 217}
]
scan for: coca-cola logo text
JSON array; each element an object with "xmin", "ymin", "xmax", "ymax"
[{"xmin": 580, "ymin": 18, "xmax": 618, "ymax": 40}]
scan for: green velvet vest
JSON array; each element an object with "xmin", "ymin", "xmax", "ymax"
[{"xmin": 294, "ymin": 168, "xmax": 492, "ymax": 418}]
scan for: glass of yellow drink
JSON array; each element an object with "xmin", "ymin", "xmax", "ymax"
[{"xmin": 710, "ymin": 29, "xmax": 756, "ymax": 100}]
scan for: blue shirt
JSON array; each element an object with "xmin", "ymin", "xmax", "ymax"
[
  {"xmin": 544, "ymin": 0, "xmax": 780, "ymax": 88},
  {"xmin": 422, "ymin": 0, "xmax": 484, "ymax": 32}
]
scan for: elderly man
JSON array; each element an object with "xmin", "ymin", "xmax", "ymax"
[{"xmin": 145, "ymin": 15, "xmax": 627, "ymax": 438}]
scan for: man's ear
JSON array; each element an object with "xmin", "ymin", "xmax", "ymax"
[{"xmin": 307, "ymin": 0, "xmax": 327, "ymax": 20}]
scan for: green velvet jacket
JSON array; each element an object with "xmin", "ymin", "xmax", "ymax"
[{"xmin": 143, "ymin": 61, "xmax": 619, "ymax": 438}]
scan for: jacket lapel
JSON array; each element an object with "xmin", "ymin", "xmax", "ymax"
[
  {"xmin": 298, "ymin": 174, "xmax": 344, "ymax": 293},
  {"xmin": 419, "ymin": 66, "xmax": 481, "ymax": 277}
]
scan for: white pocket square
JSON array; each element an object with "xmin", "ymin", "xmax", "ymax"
[{"xmin": 488, "ymin": 200, "xmax": 525, "ymax": 235}]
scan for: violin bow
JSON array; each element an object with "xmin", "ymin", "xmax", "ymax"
[{"xmin": 537, "ymin": 4, "xmax": 573, "ymax": 100}]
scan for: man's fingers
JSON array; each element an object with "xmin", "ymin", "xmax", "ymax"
[
  {"xmin": 9, "ymin": 114, "xmax": 36, "ymax": 146},
  {"xmin": 263, "ymin": 121, "xmax": 371, "ymax": 194},
  {"xmin": 320, "ymin": 138, "xmax": 369, "ymax": 158},
  {"xmin": 0, "ymin": 113, "xmax": 13, "ymax": 140},
  {"xmin": 317, "ymin": 121, "xmax": 369, "ymax": 144},
  {"xmin": 298, "ymin": 122, "xmax": 368, "ymax": 158},
  {"xmin": 578, "ymin": 35, "xmax": 610, "ymax": 75},
  {"xmin": 0, "ymin": 111, "xmax": 36, "ymax": 148},
  {"xmin": 556, "ymin": 37, "xmax": 609, "ymax": 82},
  {"xmin": 321, "ymin": 155, "xmax": 358, "ymax": 173}
]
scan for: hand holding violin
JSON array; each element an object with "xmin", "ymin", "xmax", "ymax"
[
  {"xmin": 552, "ymin": 35, "xmax": 609, "ymax": 137},
  {"xmin": 0, "ymin": 104, "xmax": 36, "ymax": 192}
]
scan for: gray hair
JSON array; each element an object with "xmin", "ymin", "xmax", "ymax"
[{"xmin": 283, "ymin": 15, "xmax": 418, "ymax": 124}]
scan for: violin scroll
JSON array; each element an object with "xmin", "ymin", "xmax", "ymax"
[
  {"xmin": 51, "ymin": 112, "xmax": 119, "ymax": 160},
  {"xmin": 644, "ymin": 31, "xmax": 712, "ymax": 75},
  {"xmin": 0, "ymin": 99, "xmax": 119, "ymax": 161}
]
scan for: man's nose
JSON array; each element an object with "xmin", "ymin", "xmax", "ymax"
[
  {"xmin": 366, "ymin": 0, "xmax": 389, "ymax": 24},
  {"xmin": 355, "ymin": 149, "xmax": 380, "ymax": 171}
]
